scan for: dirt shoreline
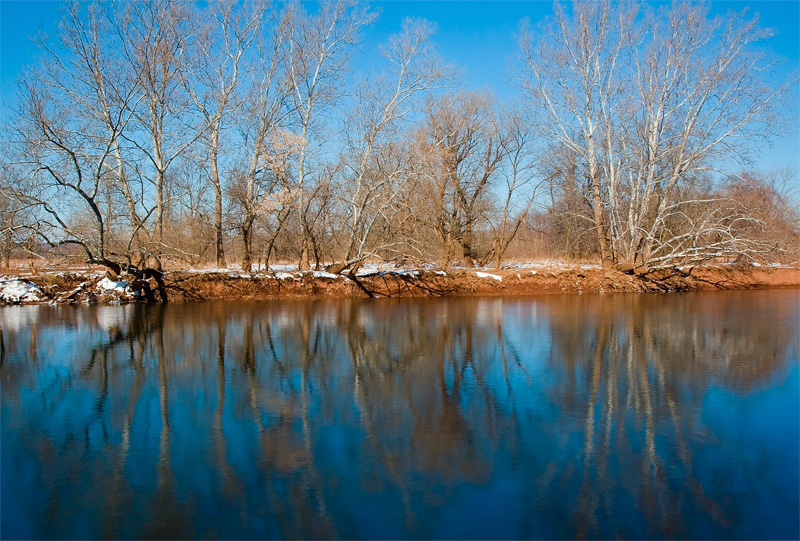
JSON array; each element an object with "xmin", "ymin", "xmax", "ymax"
[{"xmin": 2, "ymin": 263, "xmax": 799, "ymax": 305}]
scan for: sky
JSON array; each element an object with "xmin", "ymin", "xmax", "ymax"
[{"xmin": 1, "ymin": 0, "xmax": 798, "ymax": 176}]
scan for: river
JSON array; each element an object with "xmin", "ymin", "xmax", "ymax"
[{"xmin": 1, "ymin": 290, "xmax": 798, "ymax": 539}]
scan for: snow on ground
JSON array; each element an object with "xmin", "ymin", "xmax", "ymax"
[
  {"xmin": 353, "ymin": 263, "xmax": 404, "ymax": 277},
  {"xmin": 358, "ymin": 262, "xmax": 399, "ymax": 272},
  {"xmin": 183, "ymin": 264, "xmax": 301, "ymax": 274},
  {"xmin": 354, "ymin": 268, "xmax": 420, "ymax": 278},
  {"xmin": 475, "ymin": 271, "xmax": 502, "ymax": 282},
  {"xmin": 449, "ymin": 260, "xmax": 598, "ymax": 272},
  {"xmin": 1, "ymin": 279, "xmax": 44, "ymax": 303},
  {"xmin": 510, "ymin": 259, "xmax": 601, "ymax": 270},
  {"xmin": 177, "ymin": 260, "xmax": 608, "ymax": 279},
  {"xmin": 182, "ymin": 267, "xmax": 222, "ymax": 274},
  {"xmin": 95, "ymin": 277, "xmax": 138, "ymax": 301},
  {"xmin": 263, "ymin": 263, "xmax": 298, "ymax": 272},
  {"xmin": 312, "ymin": 270, "xmax": 340, "ymax": 279},
  {"xmin": 96, "ymin": 276, "xmax": 129, "ymax": 293}
]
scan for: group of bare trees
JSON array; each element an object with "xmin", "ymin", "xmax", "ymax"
[
  {"xmin": 520, "ymin": 1, "xmax": 798, "ymax": 269},
  {"xmin": 1, "ymin": 0, "xmax": 796, "ymax": 275}
]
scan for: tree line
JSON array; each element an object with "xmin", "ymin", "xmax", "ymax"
[{"xmin": 1, "ymin": 0, "xmax": 797, "ymax": 275}]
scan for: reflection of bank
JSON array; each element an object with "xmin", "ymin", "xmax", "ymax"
[{"xmin": 1, "ymin": 293, "xmax": 797, "ymax": 539}]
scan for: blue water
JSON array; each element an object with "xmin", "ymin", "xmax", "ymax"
[{"xmin": 1, "ymin": 290, "xmax": 798, "ymax": 539}]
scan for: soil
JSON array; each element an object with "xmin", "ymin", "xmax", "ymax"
[{"xmin": 2, "ymin": 262, "xmax": 799, "ymax": 305}]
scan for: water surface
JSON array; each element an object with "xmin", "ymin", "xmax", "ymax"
[{"xmin": 2, "ymin": 291, "xmax": 798, "ymax": 539}]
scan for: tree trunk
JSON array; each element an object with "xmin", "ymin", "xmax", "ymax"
[
  {"xmin": 461, "ymin": 220, "xmax": 475, "ymax": 267},
  {"xmin": 591, "ymin": 170, "xmax": 611, "ymax": 267},
  {"xmin": 2, "ymin": 231, "xmax": 9, "ymax": 270},
  {"xmin": 210, "ymin": 130, "xmax": 227, "ymax": 268},
  {"xmin": 241, "ymin": 219, "xmax": 253, "ymax": 272},
  {"xmin": 112, "ymin": 140, "xmax": 141, "ymax": 232},
  {"xmin": 26, "ymin": 235, "xmax": 36, "ymax": 275},
  {"xmin": 299, "ymin": 243, "xmax": 309, "ymax": 270},
  {"xmin": 155, "ymin": 168, "xmax": 165, "ymax": 240}
]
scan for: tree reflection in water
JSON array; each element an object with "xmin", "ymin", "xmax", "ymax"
[{"xmin": 1, "ymin": 291, "xmax": 798, "ymax": 539}]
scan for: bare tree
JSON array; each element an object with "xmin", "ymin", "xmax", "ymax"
[
  {"xmin": 184, "ymin": 0, "xmax": 265, "ymax": 268},
  {"xmin": 328, "ymin": 18, "xmax": 454, "ymax": 273},
  {"xmin": 518, "ymin": 0, "xmax": 633, "ymax": 267},
  {"xmin": 0, "ymin": 166, "xmax": 38, "ymax": 269},
  {"xmin": 232, "ymin": 6, "xmax": 297, "ymax": 272},
  {"xmin": 231, "ymin": 129, "xmax": 303, "ymax": 272},
  {"xmin": 420, "ymin": 91, "xmax": 508, "ymax": 267},
  {"xmin": 486, "ymin": 107, "xmax": 542, "ymax": 269},
  {"xmin": 519, "ymin": 0, "xmax": 792, "ymax": 271},
  {"xmin": 1, "ymin": 0, "xmax": 160, "ymax": 274},
  {"xmin": 8, "ymin": 71, "xmax": 123, "ymax": 271},
  {"xmin": 539, "ymin": 143, "xmax": 599, "ymax": 259},
  {"xmin": 609, "ymin": 3, "xmax": 791, "ymax": 270},
  {"xmin": 284, "ymin": 0, "xmax": 376, "ymax": 269},
  {"xmin": 2, "ymin": 0, "xmax": 207, "ymax": 295},
  {"xmin": 114, "ymin": 0, "xmax": 201, "ymax": 246},
  {"xmin": 64, "ymin": 1, "xmax": 145, "ymax": 239}
]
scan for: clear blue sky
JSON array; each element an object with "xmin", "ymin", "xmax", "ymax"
[{"xmin": 2, "ymin": 0, "xmax": 798, "ymax": 175}]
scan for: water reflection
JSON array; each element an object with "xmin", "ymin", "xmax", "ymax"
[{"xmin": 1, "ymin": 291, "xmax": 798, "ymax": 539}]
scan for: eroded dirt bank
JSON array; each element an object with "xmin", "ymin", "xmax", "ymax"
[{"xmin": 2, "ymin": 263, "xmax": 799, "ymax": 305}]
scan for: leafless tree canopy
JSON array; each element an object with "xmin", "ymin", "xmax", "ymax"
[
  {"xmin": 1, "ymin": 0, "xmax": 796, "ymax": 275},
  {"xmin": 518, "ymin": 0, "xmax": 798, "ymax": 269}
]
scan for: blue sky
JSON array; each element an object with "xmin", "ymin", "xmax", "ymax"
[{"xmin": 1, "ymin": 0, "xmax": 798, "ymax": 174}]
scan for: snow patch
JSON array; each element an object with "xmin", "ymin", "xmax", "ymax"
[
  {"xmin": 275, "ymin": 272, "xmax": 298, "ymax": 281},
  {"xmin": 354, "ymin": 268, "xmax": 420, "ymax": 278},
  {"xmin": 312, "ymin": 270, "xmax": 340, "ymax": 279},
  {"xmin": 1, "ymin": 279, "xmax": 43, "ymax": 303},
  {"xmin": 96, "ymin": 277, "xmax": 129, "ymax": 293},
  {"xmin": 268, "ymin": 264, "xmax": 299, "ymax": 272},
  {"xmin": 183, "ymin": 267, "xmax": 223, "ymax": 274},
  {"xmin": 476, "ymin": 271, "xmax": 502, "ymax": 282}
]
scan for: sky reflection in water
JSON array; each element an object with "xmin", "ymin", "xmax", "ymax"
[{"xmin": 1, "ymin": 290, "xmax": 798, "ymax": 539}]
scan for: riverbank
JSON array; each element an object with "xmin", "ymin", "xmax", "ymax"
[{"xmin": 2, "ymin": 261, "xmax": 799, "ymax": 305}]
